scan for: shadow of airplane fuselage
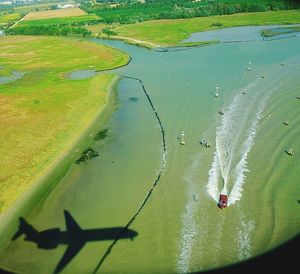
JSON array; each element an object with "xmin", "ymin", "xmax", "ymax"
[{"xmin": 12, "ymin": 210, "xmax": 138, "ymax": 273}]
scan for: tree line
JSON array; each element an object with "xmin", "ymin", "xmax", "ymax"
[
  {"xmin": 6, "ymin": 25, "xmax": 91, "ymax": 37},
  {"xmin": 83, "ymin": 0, "xmax": 300, "ymax": 24}
]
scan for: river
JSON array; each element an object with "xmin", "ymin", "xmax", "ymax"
[{"xmin": 0, "ymin": 26, "xmax": 300, "ymax": 274}]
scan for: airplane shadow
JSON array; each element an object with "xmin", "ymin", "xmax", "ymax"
[
  {"xmin": 11, "ymin": 210, "xmax": 138, "ymax": 274},
  {"xmin": 3, "ymin": 228, "xmax": 300, "ymax": 274}
]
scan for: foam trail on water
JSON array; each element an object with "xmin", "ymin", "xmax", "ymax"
[
  {"xmin": 177, "ymin": 154, "xmax": 202, "ymax": 273},
  {"xmin": 207, "ymin": 57, "xmax": 300, "ymax": 206},
  {"xmin": 228, "ymin": 105, "xmax": 265, "ymax": 205},
  {"xmin": 206, "ymin": 79, "xmax": 273, "ymax": 206},
  {"xmin": 237, "ymin": 216, "xmax": 255, "ymax": 261},
  {"xmin": 207, "ymin": 152, "xmax": 221, "ymax": 202},
  {"xmin": 177, "ymin": 202, "xmax": 199, "ymax": 273}
]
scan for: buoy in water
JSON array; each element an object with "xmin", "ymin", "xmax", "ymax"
[
  {"xmin": 247, "ymin": 61, "xmax": 252, "ymax": 71},
  {"xmin": 180, "ymin": 130, "xmax": 185, "ymax": 145},
  {"xmin": 215, "ymin": 84, "xmax": 219, "ymax": 97}
]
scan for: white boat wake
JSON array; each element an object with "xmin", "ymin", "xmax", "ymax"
[
  {"xmin": 237, "ymin": 215, "xmax": 255, "ymax": 261},
  {"xmin": 207, "ymin": 75, "xmax": 282, "ymax": 206},
  {"xmin": 177, "ymin": 154, "xmax": 203, "ymax": 273}
]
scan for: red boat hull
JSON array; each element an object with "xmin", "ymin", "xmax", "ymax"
[{"xmin": 218, "ymin": 194, "xmax": 228, "ymax": 209}]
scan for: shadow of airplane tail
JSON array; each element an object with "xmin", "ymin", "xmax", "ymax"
[{"xmin": 12, "ymin": 217, "xmax": 39, "ymax": 241}]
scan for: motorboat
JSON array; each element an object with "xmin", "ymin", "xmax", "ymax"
[{"xmin": 218, "ymin": 194, "xmax": 228, "ymax": 209}]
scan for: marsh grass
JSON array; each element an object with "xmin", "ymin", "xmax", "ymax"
[{"xmin": 0, "ymin": 35, "xmax": 129, "ymax": 213}]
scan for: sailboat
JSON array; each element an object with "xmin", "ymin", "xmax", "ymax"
[
  {"xmin": 247, "ymin": 61, "xmax": 252, "ymax": 71},
  {"xmin": 215, "ymin": 84, "xmax": 219, "ymax": 97},
  {"xmin": 180, "ymin": 130, "xmax": 185, "ymax": 145}
]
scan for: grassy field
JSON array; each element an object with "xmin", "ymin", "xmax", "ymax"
[
  {"xmin": 0, "ymin": 13, "xmax": 21, "ymax": 27},
  {"xmin": 109, "ymin": 9, "xmax": 300, "ymax": 46},
  {"xmin": 14, "ymin": 14, "xmax": 100, "ymax": 28},
  {"xmin": 22, "ymin": 7, "xmax": 86, "ymax": 21},
  {"xmin": 87, "ymin": 23, "xmax": 120, "ymax": 35},
  {"xmin": 0, "ymin": 36, "xmax": 129, "ymax": 214}
]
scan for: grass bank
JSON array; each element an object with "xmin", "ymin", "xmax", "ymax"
[
  {"xmin": 109, "ymin": 9, "xmax": 300, "ymax": 46},
  {"xmin": 261, "ymin": 25, "xmax": 300, "ymax": 37},
  {"xmin": 0, "ymin": 35, "xmax": 129, "ymax": 214}
]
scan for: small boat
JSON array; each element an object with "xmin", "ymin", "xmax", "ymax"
[
  {"xmin": 215, "ymin": 84, "xmax": 219, "ymax": 97},
  {"xmin": 218, "ymin": 194, "xmax": 228, "ymax": 209},
  {"xmin": 180, "ymin": 130, "xmax": 185, "ymax": 145},
  {"xmin": 247, "ymin": 61, "xmax": 252, "ymax": 71},
  {"xmin": 296, "ymin": 96, "xmax": 300, "ymax": 100},
  {"xmin": 283, "ymin": 121, "xmax": 289, "ymax": 126},
  {"xmin": 218, "ymin": 110, "xmax": 224, "ymax": 115},
  {"xmin": 286, "ymin": 149, "xmax": 293, "ymax": 156}
]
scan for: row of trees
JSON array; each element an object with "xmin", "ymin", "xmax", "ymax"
[
  {"xmin": 6, "ymin": 25, "xmax": 91, "ymax": 36},
  {"xmin": 83, "ymin": 0, "xmax": 300, "ymax": 24}
]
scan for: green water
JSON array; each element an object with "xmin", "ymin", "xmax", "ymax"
[{"xmin": 0, "ymin": 30, "xmax": 300, "ymax": 274}]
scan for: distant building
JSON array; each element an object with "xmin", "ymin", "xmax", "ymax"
[
  {"xmin": 0, "ymin": 1, "xmax": 13, "ymax": 5},
  {"xmin": 57, "ymin": 3, "xmax": 80, "ymax": 9},
  {"xmin": 14, "ymin": 0, "xmax": 35, "ymax": 4}
]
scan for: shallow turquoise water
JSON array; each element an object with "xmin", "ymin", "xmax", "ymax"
[{"xmin": 0, "ymin": 28, "xmax": 300, "ymax": 274}]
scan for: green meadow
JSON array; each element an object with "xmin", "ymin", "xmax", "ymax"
[
  {"xmin": 0, "ymin": 36, "xmax": 129, "ymax": 213},
  {"xmin": 14, "ymin": 14, "xmax": 100, "ymax": 28},
  {"xmin": 111, "ymin": 9, "xmax": 300, "ymax": 46}
]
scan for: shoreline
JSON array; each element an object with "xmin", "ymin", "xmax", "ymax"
[
  {"xmin": 106, "ymin": 9, "xmax": 300, "ymax": 48},
  {"xmin": 0, "ymin": 75, "xmax": 121, "ymax": 250}
]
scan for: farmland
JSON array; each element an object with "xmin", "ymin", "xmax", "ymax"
[{"xmin": 22, "ymin": 7, "xmax": 86, "ymax": 21}]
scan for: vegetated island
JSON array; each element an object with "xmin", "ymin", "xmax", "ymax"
[{"xmin": 0, "ymin": 35, "xmax": 129, "ymax": 214}]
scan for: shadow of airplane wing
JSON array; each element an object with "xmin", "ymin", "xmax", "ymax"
[{"xmin": 54, "ymin": 241, "xmax": 85, "ymax": 274}]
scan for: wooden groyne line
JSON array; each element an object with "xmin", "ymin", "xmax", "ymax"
[{"xmin": 92, "ymin": 76, "xmax": 167, "ymax": 273}]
